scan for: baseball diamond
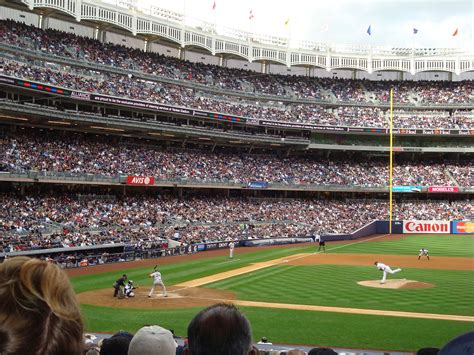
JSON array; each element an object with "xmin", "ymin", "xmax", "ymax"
[
  {"xmin": 0, "ymin": 4, "xmax": 473, "ymax": 354},
  {"xmin": 71, "ymin": 234, "xmax": 474, "ymax": 352}
]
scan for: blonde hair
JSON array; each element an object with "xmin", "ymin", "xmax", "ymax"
[{"xmin": 0, "ymin": 256, "xmax": 84, "ymax": 355}]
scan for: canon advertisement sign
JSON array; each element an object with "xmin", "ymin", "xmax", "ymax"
[
  {"xmin": 403, "ymin": 221, "xmax": 450, "ymax": 234},
  {"xmin": 126, "ymin": 176, "xmax": 155, "ymax": 185}
]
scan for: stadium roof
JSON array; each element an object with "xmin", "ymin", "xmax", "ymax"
[{"xmin": 125, "ymin": 0, "xmax": 473, "ymax": 51}]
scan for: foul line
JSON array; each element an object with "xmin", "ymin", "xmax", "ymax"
[
  {"xmin": 173, "ymin": 234, "xmax": 474, "ymax": 322},
  {"xmin": 176, "ymin": 234, "xmax": 390, "ymax": 288},
  {"xmin": 228, "ymin": 299, "xmax": 474, "ymax": 322},
  {"xmin": 215, "ymin": 258, "xmax": 241, "ymax": 265},
  {"xmin": 175, "ymin": 296, "xmax": 474, "ymax": 322}
]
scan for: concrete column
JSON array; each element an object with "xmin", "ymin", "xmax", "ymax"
[
  {"xmin": 39, "ymin": 15, "xmax": 49, "ymax": 30},
  {"xmin": 178, "ymin": 47, "xmax": 185, "ymax": 60}
]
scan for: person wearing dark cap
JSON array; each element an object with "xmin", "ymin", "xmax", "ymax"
[
  {"xmin": 99, "ymin": 331, "xmax": 133, "ymax": 355},
  {"xmin": 439, "ymin": 330, "xmax": 474, "ymax": 355},
  {"xmin": 416, "ymin": 347, "xmax": 439, "ymax": 355},
  {"xmin": 185, "ymin": 303, "xmax": 258, "ymax": 355},
  {"xmin": 113, "ymin": 274, "xmax": 127, "ymax": 297},
  {"xmin": 308, "ymin": 348, "xmax": 338, "ymax": 355}
]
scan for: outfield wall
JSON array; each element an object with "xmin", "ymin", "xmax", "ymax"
[{"xmin": 322, "ymin": 219, "xmax": 474, "ymax": 241}]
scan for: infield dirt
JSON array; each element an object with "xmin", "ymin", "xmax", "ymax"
[{"xmin": 76, "ymin": 247, "xmax": 474, "ymax": 322}]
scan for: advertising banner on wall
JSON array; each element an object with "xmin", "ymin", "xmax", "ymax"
[
  {"xmin": 452, "ymin": 221, "xmax": 474, "ymax": 234},
  {"xmin": 428, "ymin": 186, "xmax": 459, "ymax": 193},
  {"xmin": 393, "ymin": 186, "xmax": 422, "ymax": 192},
  {"xmin": 126, "ymin": 176, "xmax": 155, "ymax": 185},
  {"xmin": 403, "ymin": 221, "xmax": 450, "ymax": 234},
  {"xmin": 247, "ymin": 181, "xmax": 269, "ymax": 189}
]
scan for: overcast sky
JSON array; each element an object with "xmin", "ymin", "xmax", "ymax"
[{"xmin": 130, "ymin": 0, "xmax": 473, "ymax": 50}]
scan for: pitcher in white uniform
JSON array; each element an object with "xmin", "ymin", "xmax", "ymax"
[
  {"xmin": 148, "ymin": 269, "xmax": 168, "ymax": 297},
  {"xmin": 374, "ymin": 261, "xmax": 402, "ymax": 284}
]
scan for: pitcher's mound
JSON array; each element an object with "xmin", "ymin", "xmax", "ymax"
[{"xmin": 358, "ymin": 279, "xmax": 434, "ymax": 289}]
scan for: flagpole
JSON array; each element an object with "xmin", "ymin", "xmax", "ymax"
[
  {"xmin": 214, "ymin": 5, "xmax": 217, "ymax": 34},
  {"xmin": 249, "ymin": 10, "xmax": 254, "ymax": 40}
]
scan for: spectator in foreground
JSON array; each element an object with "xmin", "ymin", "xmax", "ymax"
[
  {"xmin": 0, "ymin": 256, "xmax": 84, "ymax": 355},
  {"xmin": 99, "ymin": 331, "xmax": 134, "ymax": 355},
  {"xmin": 186, "ymin": 303, "xmax": 258, "ymax": 355},
  {"xmin": 308, "ymin": 348, "xmax": 338, "ymax": 355},
  {"xmin": 128, "ymin": 325, "xmax": 177, "ymax": 355}
]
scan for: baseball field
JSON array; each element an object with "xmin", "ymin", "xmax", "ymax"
[{"xmin": 69, "ymin": 234, "xmax": 474, "ymax": 352}]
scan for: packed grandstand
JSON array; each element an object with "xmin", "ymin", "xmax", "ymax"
[
  {"xmin": 0, "ymin": 1, "xmax": 473, "ymax": 354},
  {"xmin": 0, "ymin": 15, "xmax": 473, "ymax": 253}
]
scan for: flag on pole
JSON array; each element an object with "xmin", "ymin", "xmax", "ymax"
[
  {"xmin": 413, "ymin": 28, "xmax": 418, "ymax": 34},
  {"xmin": 249, "ymin": 10, "xmax": 254, "ymax": 20},
  {"xmin": 284, "ymin": 17, "xmax": 290, "ymax": 26},
  {"xmin": 367, "ymin": 25, "xmax": 372, "ymax": 35},
  {"xmin": 452, "ymin": 27, "xmax": 459, "ymax": 36},
  {"xmin": 212, "ymin": 1, "xmax": 216, "ymax": 10}
]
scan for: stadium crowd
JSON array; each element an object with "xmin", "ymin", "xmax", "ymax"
[
  {"xmin": 1, "ymin": 19, "xmax": 473, "ymax": 105},
  {"xmin": 1, "ymin": 20, "xmax": 473, "ymax": 129},
  {"xmin": 1, "ymin": 194, "xmax": 472, "ymax": 253},
  {"xmin": 2, "ymin": 58, "xmax": 472, "ymax": 129},
  {"xmin": 1, "ymin": 129, "xmax": 472, "ymax": 187}
]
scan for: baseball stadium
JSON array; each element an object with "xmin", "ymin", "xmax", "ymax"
[{"xmin": 0, "ymin": 0, "xmax": 473, "ymax": 354}]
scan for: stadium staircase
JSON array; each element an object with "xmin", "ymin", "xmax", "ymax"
[{"xmin": 445, "ymin": 170, "xmax": 460, "ymax": 187}]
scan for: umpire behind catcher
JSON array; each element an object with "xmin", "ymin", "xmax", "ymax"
[{"xmin": 113, "ymin": 274, "xmax": 127, "ymax": 297}]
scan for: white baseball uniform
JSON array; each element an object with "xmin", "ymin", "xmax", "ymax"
[
  {"xmin": 149, "ymin": 271, "xmax": 167, "ymax": 297},
  {"xmin": 419, "ymin": 248, "xmax": 429, "ymax": 256},
  {"xmin": 418, "ymin": 248, "xmax": 430, "ymax": 260},
  {"xmin": 229, "ymin": 241, "xmax": 235, "ymax": 258},
  {"xmin": 375, "ymin": 262, "xmax": 402, "ymax": 283}
]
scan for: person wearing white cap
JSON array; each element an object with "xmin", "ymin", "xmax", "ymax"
[{"xmin": 127, "ymin": 325, "xmax": 177, "ymax": 355}]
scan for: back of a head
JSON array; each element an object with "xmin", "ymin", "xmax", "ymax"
[
  {"xmin": 128, "ymin": 325, "xmax": 177, "ymax": 355},
  {"xmin": 0, "ymin": 256, "xmax": 84, "ymax": 355},
  {"xmin": 187, "ymin": 303, "xmax": 253, "ymax": 355},
  {"xmin": 439, "ymin": 330, "xmax": 474, "ymax": 355},
  {"xmin": 287, "ymin": 350, "xmax": 307, "ymax": 355},
  {"xmin": 416, "ymin": 347, "xmax": 439, "ymax": 355},
  {"xmin": 308, "ymin": 348, "xmax": 338, "ymax": 355},
  {"xmin": 100, "ymin": 332, "xmax": 133, "ymax": 355}
]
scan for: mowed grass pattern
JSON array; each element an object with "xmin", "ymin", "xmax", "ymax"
[
  {"xmin": 205, "ymin": 265, "xmax": 474, "ymax": 315},
  {"xmin": 72, "ymin": 234, "xmax": 474, "ymax": 351},
  {"xmin": 327, "ymin": 234, "xmax": 474, "ymax": 257},
  {"xmin": 72, "ymin": 246, "xmax": 313, "ymax": 294}
]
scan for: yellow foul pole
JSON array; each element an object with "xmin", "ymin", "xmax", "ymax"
[{"xmin": 389, "ymin": 88, "xmax": 394, "ymax": 234}]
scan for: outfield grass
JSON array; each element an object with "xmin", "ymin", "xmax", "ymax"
[
  {"xmin": 206, "ymin": 265, "xmax": 474, "ymax": 315},
  {"xmin": 327, "ymin": 234, "xmax": 474, "ymax": 257},
  {"xmin": 80, "ymin": 304, "xmax": 473, "ymax": 351},
  {"xmin": 72, "ymin": 235, "xmax": 474, "ymax": 352}
]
